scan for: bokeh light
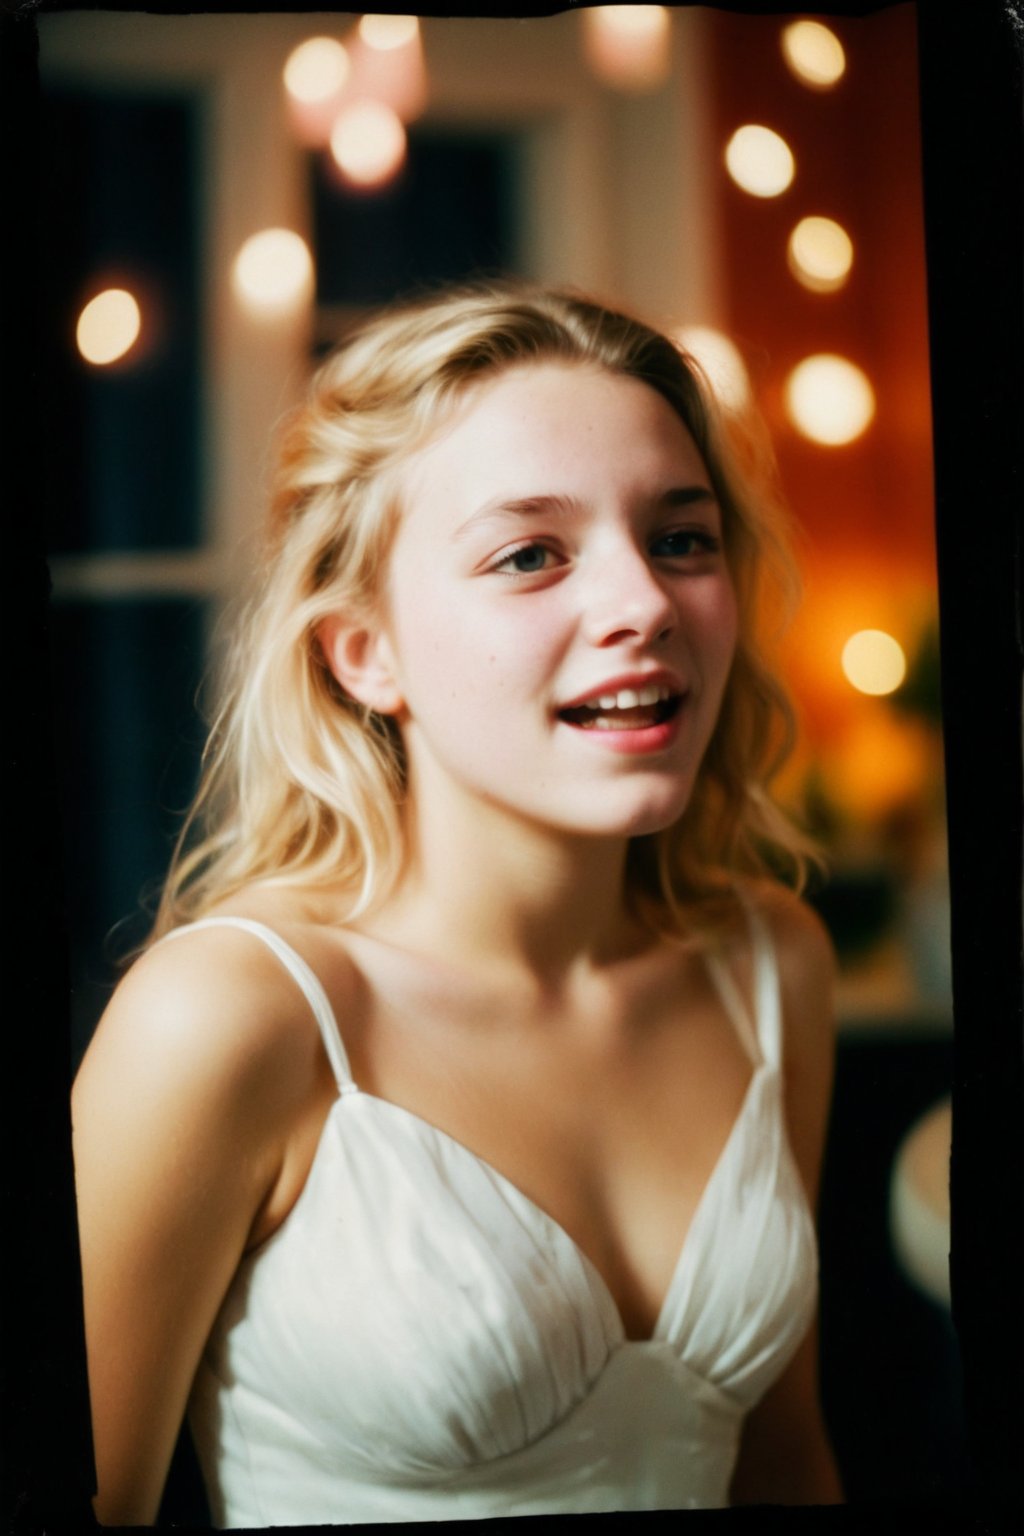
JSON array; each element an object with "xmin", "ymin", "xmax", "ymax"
[
  {"xmin": 784, "ymin": 354, "xmax": 875, "ymax": 444},
  {"xmin": 348, "ymin": 15, "xmax": 427, "ymax": 124},
  {"xmin": 787, "ymin": 216, "xmax": 854, "ymax": 293},
  {"xmin": 842, "ymin": 629, "xmax": 907, "ymax": 696},
  {"xmin": 781, "ymin": 20, "xmax": 847, "ymax": 89},
  {"xmin": 231, "ymin": 229, "xmax": 313, "ymax": 315},
  {"xmin": 329, "ymin": 100, "xmax": 407, "ymax": 187},
  {"xmin": 724, "ymin": 125, "xmax": 795, "ymax": 198},
  {"xmin": 76, "ymin": 288, "xmax": 141, "ymax": 365},
  {"xmin": 675, "ymin": 325, "xmax": 751, "ymax": 411},
  {"xmin": 827, "ymin": 711, "xmax": 931, "ymax": 820},
  {"xmin": 582, "ymin": 5, "xmax": 671, "ymax": 91},
  {"xmin": 283, "ymin": 37, "xmax": 350, "ymax": 104},
  {"xmin": 358, "ymin": 14, "xmax": 420, "ymax": 51}
]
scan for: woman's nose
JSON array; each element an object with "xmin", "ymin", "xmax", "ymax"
[{"xmin": 580, "ymin": 544, "xmax": 676, "ymax": 648}]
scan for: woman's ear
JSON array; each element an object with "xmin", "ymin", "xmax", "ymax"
[{"xmin": 318, "ymin": 615, "xmax": 405, "ymax": 716}]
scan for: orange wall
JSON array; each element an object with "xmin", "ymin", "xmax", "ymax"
[{"xmin": 706, "ymin": 6, "xmax": 937, "ymax": 774}]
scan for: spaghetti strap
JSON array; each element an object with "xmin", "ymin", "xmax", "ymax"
[
  {"xmin": 745, "ymin": 901, "xmax": 783, "ymax": 1071},
  {"xmin": 704, "ymin": 895, "xmax": 783, "ymax": 1070},
  {"xmin": 159, "ymin": 916, "xmax": 357, "ymax": 1093},
  {"xmin": 704, "ymin": 949, "xmax": 761, "ymax": 1066}
]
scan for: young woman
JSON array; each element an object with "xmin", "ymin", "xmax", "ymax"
[{"xmin": 71, "ymin": 282, "xmax": 842, "ymax": 1524}]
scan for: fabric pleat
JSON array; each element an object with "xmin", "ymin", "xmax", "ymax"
[{"xmin": 165, "ymin": 915, "xmax": 819, "ymax": 1526}]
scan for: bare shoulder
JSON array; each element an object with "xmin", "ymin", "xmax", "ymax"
[
  {"xmin": 728, "ymin": 885, "xmax": 844, "ymax": 1503},
  {"xmin": 741, "ymin": 879, "xmax": 838, "ymax": 1202},
  {"xmin": 80, "ymin": 922, "xmax": 309, "ymax": 1111},
  {"xmin": 747, "ymin": 878, "xmax": 837, "ymax": 1014},
  {"xmin": 74, "ymin": 897, "xmax": 358, "ymax": 1172},
  {"xmin": 712, "ymin": 879, "xmax": 836, "ymax": 1029},
  {"xmin": 71, "ymin": 903, "xmax": 355, "ymax": 1524}
]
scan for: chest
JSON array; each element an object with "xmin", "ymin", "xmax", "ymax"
[
  {"xmin": 317, "ymin": 950, "xmax": 760, "ymax": 1341},
  {"xmin": 203, "ymin": 1056, "xmax": 814, "ymax": 1513}
]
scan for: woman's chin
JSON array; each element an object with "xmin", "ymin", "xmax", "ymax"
[{"xmin": 566, "ymin": 784, "xmax": 696, "ymax": 842}]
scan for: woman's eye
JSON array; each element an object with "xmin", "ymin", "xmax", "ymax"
[
  {"xmin": 650, "ymin": 528, "xmax": 719, "ymax": 559},
  {"xmin": 492, "ymin": 542, "xmax": 557, "ymax": 575}
]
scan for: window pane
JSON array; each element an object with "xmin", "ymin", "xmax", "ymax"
[
  {"xmin": 47, "ymin": 598, "xmax": 207, "ymax": 1061},
  {"xmin": 39, "ymin": 90, "xmax": 203, "ymax": 554},
  {"xmin": 313, "ymin": 127, "xmax": 520, "ymax": 307}
]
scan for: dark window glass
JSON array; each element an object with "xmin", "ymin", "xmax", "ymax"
[
  {"xmin": 39, "ymin": 90, "xmax": 203, "ymax": 554},
  {"xmin": 313, "ymin": 126, "xmax": 520, "ymax": 307},
  {"xmin": 47, "ymin": 599, "xmax": 207, "ymax": 1061}
]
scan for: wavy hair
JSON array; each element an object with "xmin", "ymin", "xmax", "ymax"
[{"xmin": 152, "ymin": 280, "xmax": 818, "ymax": 942}]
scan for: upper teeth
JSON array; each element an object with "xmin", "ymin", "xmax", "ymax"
[{"xmin": 592, "ymin": 685, "xmax": 671, "ymax": 709}]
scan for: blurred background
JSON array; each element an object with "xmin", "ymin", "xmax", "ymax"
[{"xmin": 39, "ymin": 6, "xmax": 965, "ymax": 1516}]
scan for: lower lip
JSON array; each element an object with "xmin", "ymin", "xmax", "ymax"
[{"xmin": 558, "ymin": 702, "xmax": 686, "ymax": 756}]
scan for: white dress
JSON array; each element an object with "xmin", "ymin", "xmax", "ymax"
[{"xmin": 162, "ymin": 911, "xmax": 818, "ymax": 1525}]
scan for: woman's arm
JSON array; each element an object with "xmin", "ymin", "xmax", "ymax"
[
  {"xmin": 730, "ymin": 1322, "xmax": 842, "ymax": 1505},
  {"xmin": 730, "ymin": 886, "xmax": 844, "ymax": 1505},
  {"xmin": 71, "ymin": 929, "xmax": 326, "ymax": 1524}
]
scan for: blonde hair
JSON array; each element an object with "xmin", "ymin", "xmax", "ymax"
[{"xmin": 153, "ymin": 280, "xmax": 817, "ymax": 943}]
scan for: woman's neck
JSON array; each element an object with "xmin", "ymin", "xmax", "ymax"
[{"xmin": 356, "ymin": 780, "xmax": 646, "ymax": 991}]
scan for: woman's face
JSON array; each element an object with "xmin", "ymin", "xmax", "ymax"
[{"xmin": 372, "ymin": 361, "xmax": 738, "ymax": 841}]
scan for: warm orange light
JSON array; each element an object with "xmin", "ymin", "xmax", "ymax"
[
  {"xmin": 675, "ymin": 325, "xmax": 751, "ymax": 411},
  {"xmin": 283, "ymin": 36, "xmax": 350, "ymax": 104},
  {"xmin": 345, "ymin": 16, "xmax": 428, "ymax": 124},
  {"xmin": 76, "ymin": 288, "xmax": 141, "ymax": 365},
  {"xmin": 784, "ymin": 354, "xmax": 875, "ymax": 445},
  {"xmin": 582, "ymin": 5, "xmax": 671, "ymax": 92},
  {"xmin": 781, "ymin": 20, "xmax": 846, "ymax": 89},
  {"xmin": 231, "ymin": 229, "xmax": 313, "ymax": 315},
  {"xmin": 787, "ymin": 216, "xmax": 854, "ymax": 293},
  {"xmin": 358, "ymin": 14, "xmax": 419, "ymax": 51},
  {"xmin": 776, "ymin": 565, "xmax": 937, "ymax": 752},
  {"xmin": 827, "ymin": 712, "xmax": 932, "ymax": 820},
  {"xmin": 329, "ymin": 100, "xmax": 407, "ymax": 188},
  {"xmin": 842, "ymin": 630, "xmax": 907, "ymax": 696},
  {"xmin": 724, "ymin": 125, "xmax": 795, "ymax": 198}
]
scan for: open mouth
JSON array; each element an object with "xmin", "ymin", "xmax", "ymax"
[{"xmin": 557, "ymin": 684, "xmax": 684, "ymax": 732}]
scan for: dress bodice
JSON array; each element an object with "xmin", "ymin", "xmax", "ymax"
[{"xmin": 162, "ymin": 912, "xmax": 818, "ymax": 1525}]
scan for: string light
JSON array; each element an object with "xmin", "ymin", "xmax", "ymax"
[
  {"xmin": 841, "ymin": 629, "xmax": 907, "ymax": 696},
  {"xmin": 76, "ymin": 288, "xmax": 141, "ymax": 365},
  {"xmin": 582, "ymin": 6, "xmax": 671, "ymax": 92},
  {"xmin": 724, "ymin": 125, "xmax": 795, "ymax": 198},
  {"xmin": 346, "ymin": 17, "xmax": 427, "ymax": 124},
  {"xmin": 675, "ymin": 325, "xmax": 751, "ymax": 411},
  {"xmin": 358, "ymin": 15, "xmax": 419, "ymax": 51},
  {"xmin": 283, "ymin": 37, "xmax": 350, "ymax": 104},
  {"xmin": 231, "ymin": 229, "xmax": 313, "ymax": 315},
  {"xmin": 329, "ymin": 100, "xmax": 407, "ymax": 188},
  {"xmin": 785, "ymin": 354, "xmax": 875, "ymax": 444},
  {"xmin": 781, "ymin": 20, "xmax": 846, "ymax": 89},
  {"xmin": 787, "ymin": 216, "xmax": 854, "ymax": 293}
]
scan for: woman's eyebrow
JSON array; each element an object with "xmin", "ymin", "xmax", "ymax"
[
  {"xmin": 453, "ymin": 493, "xmax": 582, "ymax": 540},
  {"xmin": 658, "ymin": 485, "xmax": 719, "ymax": 512},
  {"xmin": 454, "ymin": 485, "xmax": 717, "ymax": 541}
]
